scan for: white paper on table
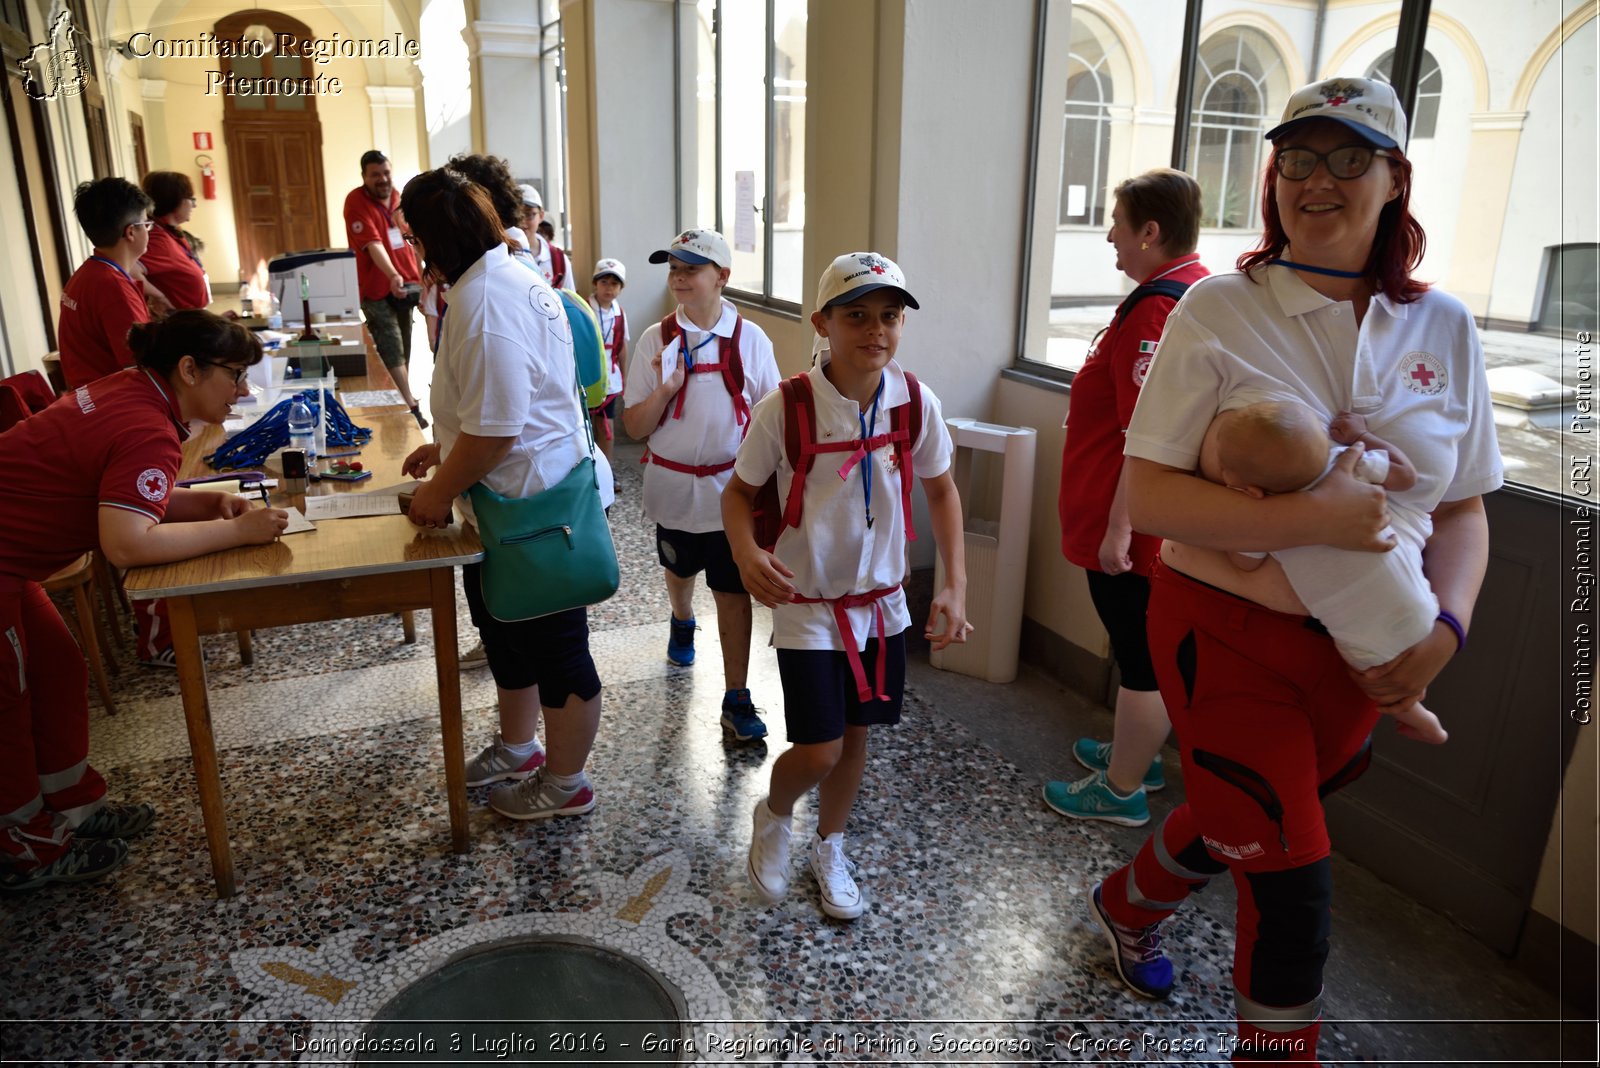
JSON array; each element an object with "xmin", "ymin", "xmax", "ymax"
[
  {"xmin": 339, "ymin": 389, "xmax": 406, "ymax": 408},
  {"xmin": 361, "ymin": 479, "xmax": 421, "ymax": 497},
  {"xmin": 303, "ymin": 494, "xmax": 402, "ymax": 520},
  {"xmin": 280, "ymin": 507, "xmax": 316, "ymax": 535}
]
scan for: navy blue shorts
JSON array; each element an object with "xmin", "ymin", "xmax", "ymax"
[
  {"xmin": 776, "ymin": 630, "xmax": 907, "ymax": 744},
  {"xmin": 463, "ymin": 563, "xmax": 601, "ymax": 704},
  {"xmin": 656, "ymin": 525, "xmax": 745, "ymax": 595}
]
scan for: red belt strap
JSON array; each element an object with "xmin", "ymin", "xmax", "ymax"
[
  {"xmin": 643, "ymin": 450, "xmax": 736, "ymax": 477},
  {"xmin": 789, "ymin": 584, "xmax": 901, "ymax": 702}
]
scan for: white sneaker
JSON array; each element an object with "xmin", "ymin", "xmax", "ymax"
[
  {"xmin": 459, "ymin": 641, "xmax": 489, "ymax": 670},
  {"xmin": 747, "ymin": 798, "xmax": 792, "ymax": 904},
  {"xmin": 809, "ymin": 832, "xmax": 865, "ymax": 920},
  {"xmin": 464, "ymin": 733, "xmax": 546, "ymax": 787}
]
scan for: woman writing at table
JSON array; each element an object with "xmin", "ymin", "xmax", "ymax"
[
  {"xmin": 1086, "ymin": 78, "xmax": 1499, "ymax": 1061},
  {"xmin": 397, "ymin": 168, "xmax": 612, "ymax": 823},
  {"xmin": 0, "ymin": 310, "xmax": 289, "ymax": 891}
]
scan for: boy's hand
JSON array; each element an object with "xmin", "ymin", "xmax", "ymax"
[
  {"xmin": 734, "ymin": 548, "xmax": 796, "ymax": 608},
  {"xmin": 1328, "ymin": 410, "xmax": 1368, "ymax": 445},
  {"xmin": 653, "ymin": 348, "xmax": 686, "ymax": 397},
  {"xmin": 925, "ymin": 588, "xmax": 971, "ymax": 650}
]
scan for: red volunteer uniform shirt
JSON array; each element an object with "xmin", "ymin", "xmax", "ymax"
[
  {"xmin": 57, "ymin": 257, "xmax": 149, "ymax": 388},
  {"xmin": 0, "ymin": 368, "xmax": 187, "ymax": 582},
  {"xmin": 1058, "ymin": 254, "xmax": 1209, "ymax": 575},
  {"xmin": 343, "ymin": 186, "xmax": 419, "ymax": 302},
  {"xmin": 140, "ymin": 223, "xmax": 209, "ymax": 310}
]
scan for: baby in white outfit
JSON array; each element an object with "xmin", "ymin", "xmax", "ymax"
[{"xmin": 1199, "ymin": 398, "xmax": 1448, "ymax": 745}]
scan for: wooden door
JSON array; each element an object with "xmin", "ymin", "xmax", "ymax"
[
  {"xmin": 1, "ymin": 18, "xmax": 70, "ymax": 348},
  {"xmin": 129, "ymin": 111, "xmax": 148, "ymax": 179},
  {"xmin": 226, "ymin": 122, "xmax": 329, "ymax": 282}
]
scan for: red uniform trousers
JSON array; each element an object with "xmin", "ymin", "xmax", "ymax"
[
  {"xmin": 0, "ymin": 580, "xmax": 108, "ymax": 868},
  {"xmin": 1099, "ymin": 559, "xmax": 1379, "ymax": 1065}
]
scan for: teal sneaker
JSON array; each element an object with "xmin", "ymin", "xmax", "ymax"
[
  {"xmin": 1043, "ymin": 769, "xmax": 1151, "ymax": 827},
  {"xmin": 721, "ymin": 688, "xmax": 768, "ymax": 742},
  {"xmin": 1072, "ymin": 737, "xmax": 1165, "ymax": 792}
]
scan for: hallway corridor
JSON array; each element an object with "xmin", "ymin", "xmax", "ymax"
[{"xmin": 0, "ymin": 442, "xmax": 1573, "ymax": 1064}]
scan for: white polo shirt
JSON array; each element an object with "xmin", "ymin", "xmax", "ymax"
[
  {"xmin": 1126, "ymin": 266, "xmax": 1503, "ymax": 519},
  {"xmin": 592, "ymin": 301, "xmax": 629, "ymax": 395},
  {"xmin": 431, "ymin": 243, "xmax": 615, "ymax": 526},
  {"xmin": 624, "ymin": 299, "xmax": 780, "ymax": 532},
  {"xmin": 533, "ymin": 235, "xmax": 575, "ymax": 292},
  {"xmin": 734, "ymin": 355, "xmax": 953, "ymax": 651}
]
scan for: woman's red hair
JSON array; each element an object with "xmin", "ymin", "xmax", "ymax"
[{"xmin": 1237, "ymin": 141, "xmax": 1430, "ymax": 303}]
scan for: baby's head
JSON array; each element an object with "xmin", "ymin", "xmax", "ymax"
[{"xmin": 1204, "ymin": 399, "xmax": 1330, "ymax": 496}]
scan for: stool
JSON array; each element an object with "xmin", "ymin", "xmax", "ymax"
[{"xmin": 44, "ymin": 553, "xmax": 119, "ymax": 716}]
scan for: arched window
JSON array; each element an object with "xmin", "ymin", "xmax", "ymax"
[
  {"xmin": 1366, "ymin": 48, "xmax": 1442, "ymax": 140},
  {"xmin": 1060, "ymin": 9, "xmax": 1121, "ymax": 226},
  {"xmin": 1188, "ymin": 27, "xmax": 1285, "ymax": 229}
]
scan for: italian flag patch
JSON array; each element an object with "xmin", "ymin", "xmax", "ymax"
[{"xmin": 1138, "ymin": 340, "xmax": 1159, "ymax": 354}]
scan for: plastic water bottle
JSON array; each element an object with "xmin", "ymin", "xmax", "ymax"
[{"xmin": 287, "ymin": 394, "xmax": 317, "ymax": 467}]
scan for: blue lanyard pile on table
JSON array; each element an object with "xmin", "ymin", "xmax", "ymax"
[{"xmin": 206, "ymin": 390, "xmax": 373, "ymax": 471}]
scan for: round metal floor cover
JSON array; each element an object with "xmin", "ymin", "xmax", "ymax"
[{"xmin": 359, "ymin": 935, "xmax": 690, "ymax": 1063}]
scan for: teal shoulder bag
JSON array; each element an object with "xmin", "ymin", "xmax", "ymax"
[{"xmin": 467, "ymin": 361, "xmax": 620, "ymax": 622}]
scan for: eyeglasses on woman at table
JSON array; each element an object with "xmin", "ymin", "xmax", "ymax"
[{"xmin": 1273, "ymin": 145, "xmax": 1393, "ymax": 182}]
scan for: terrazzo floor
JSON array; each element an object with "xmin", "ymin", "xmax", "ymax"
[{"xmin": 2, "ymin": 442, "xmax": 1579, "ymax": 1065}]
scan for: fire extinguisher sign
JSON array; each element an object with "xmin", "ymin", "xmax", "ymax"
[{"xmin": 193, "ymin": 132, "xmax": 212, "ymax": 150}]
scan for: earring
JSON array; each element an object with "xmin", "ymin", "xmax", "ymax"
[{"xmin": 1140, "ymin": 242, "xmax": 1149, "ymax": 251}]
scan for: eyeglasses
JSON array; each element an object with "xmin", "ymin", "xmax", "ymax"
[
  {"xmin": 403, "ymin": 233, "xmax": 421, "ymax": 246},
  {"xmin": 185, "ymin": 197, "xmax": 199, "ymax": 205},
  {"xmin": 198, "ymin": 359, "xmax": 250, "ymax": 385},
  {"xmin": 129, "ymin": 220, "xmax": 155, "ymax": 231},
  {"xmin": 1273, "ymin": 145, "xmax": 1392, "ymax": 181}
]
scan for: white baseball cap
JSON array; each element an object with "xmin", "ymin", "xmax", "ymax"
[
  {"xmin": 592, "ymin": 257, "xmax": 626, "ymax": 283},
  {"xmin": 815, "ymin": 252, "xmax": 919, "ymax": 312},
  {"xmin": 518, "ymin": 183, "xmax": 543, "ymax": 209},
  {"xmin": 647, "ymin": 229, "xmax": 732, "ymax": 269},
  {"xmin": 1264, "ymin": 76, "xmax": 1407, "ymax": 150}
]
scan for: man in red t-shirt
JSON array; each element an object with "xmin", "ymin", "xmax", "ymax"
[
  {"xmin": 344, "ymin": 150, "xmax": 426, "ymax": 427},
  {"xmin": 57, "ymin": 178, "xmax": 154, "ymax": 389}
]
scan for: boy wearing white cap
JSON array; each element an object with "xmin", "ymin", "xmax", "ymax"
[
  {"xmin": 588, "ymin": 258, "xmax": 629, "ymax": 461},
  {"xmin": 622, "ymin": 229, "xmax": 781, "ymax": 741},
  {"xmin": 516, "ymin": 184, "xmax": 574, "ymax": 291},
  {"xmin": 724, "ymin": 252, "xmax": 971, "ymax": 919}
]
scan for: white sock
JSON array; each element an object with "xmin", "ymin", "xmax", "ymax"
[
  {"xmin": 546, "ymin": 770, "xmax": 584, "ymax": 790},
  {"xmin": 502, "ymin": 737, "xmax": 542, "ymax": 759}
]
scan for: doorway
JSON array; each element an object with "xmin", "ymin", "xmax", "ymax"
[{"xmin": 216, "ymin": 11, "xmax": 329, "ymax": 283}]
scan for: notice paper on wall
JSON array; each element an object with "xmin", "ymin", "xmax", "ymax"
[
  {"xmin": 734, "ymin": 170, "xmax": 757, "ymax": 252},
  {"xmin": 303, "ymin": 494, "xmax": 402, "ymax": 521}
]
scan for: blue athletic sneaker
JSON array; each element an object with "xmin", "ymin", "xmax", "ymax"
[
  {"xmin": 1073, "ymin": 737, "xmax": 1166, "ymax": 792},
  {"xmin": 1090, "ymin": 882, "xmax": 1175, "ymax": 1000},
  {"xmin": 721, "ymin": 688, "xmax": 768, "ymax": 741},
  {"xmin": 667, "ymin": 615, "xmax": 696, "ymax": 666},
  {"xmin": 1043, "ymin": 770, "xmax": 1150, "ymax": 827}
]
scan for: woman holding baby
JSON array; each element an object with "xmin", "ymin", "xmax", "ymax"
[{"xmin": 1085, "ymin": 77, "xmax": 1502, "ymax": 1064}]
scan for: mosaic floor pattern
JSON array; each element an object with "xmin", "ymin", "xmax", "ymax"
[{"xmin": 2, "ymin": 445, "xmax": 1569, "ymax": 1064}]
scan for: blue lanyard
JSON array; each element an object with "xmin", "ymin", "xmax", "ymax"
[
  {"xmin": 91, "ymin": 255, "xmax": 135, "ymax": 286},
  {"xmin": 683, "ymin": 332, "xmax": 716, "ymax": 371},
  {"xmin": 857, "ymin": 378, "xmax": 884, "ymax": 528},
  {"xmin": 433, "ymin": 302, "xmax": 448, "ymax": 355}
]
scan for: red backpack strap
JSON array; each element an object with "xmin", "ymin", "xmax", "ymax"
[
  {"xmin": 779, "ymin": 374, "xmax": 817, "ymax": 532},
  {"xmin": 722, "ymin": 315, "xmax": 750, "ymax": 429},
  {"xmin": 891, "ymin": 370, "xmax": 923, "ymax": 542},
  {"xmin": 549, "ymin": 244, "xmax": 567, "ymax": 286},
  {"xmin": 609, "ymin": 309, "xmax": 627, "ymax": 371}
]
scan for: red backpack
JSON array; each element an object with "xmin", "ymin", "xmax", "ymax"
[
  {"xmin": 768, "ymin": 370, "xmax": 924, "ymax": 550},
  {"xmin": 548, "ymin": 243, "xmax": 568, "ymax": 288},
  {"xmin": 657, "ymin": 313, "xmax": 750, "ymax": 428}
]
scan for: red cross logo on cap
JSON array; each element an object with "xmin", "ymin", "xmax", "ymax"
[{"xmin": 1327, "ymin": 94, "xmax": 1348, "ymax": 107}]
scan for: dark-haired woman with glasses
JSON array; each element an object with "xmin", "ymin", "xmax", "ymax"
[
  {"xmin": 0, "ymin": 310, "xmax": 288, "ymax": 891},
  {"xmin": 1085, "ymin": 79, "xmax": 1501, "ymax": 1062}
]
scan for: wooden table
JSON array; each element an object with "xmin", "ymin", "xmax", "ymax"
[{"xmin": 122, "ymin": 379, "xmax": 482, "ymax": 897}]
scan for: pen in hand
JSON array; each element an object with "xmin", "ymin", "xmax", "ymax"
[{"xmin": 260, "ymin": 486, "xmax": 279, "ymax": 541}]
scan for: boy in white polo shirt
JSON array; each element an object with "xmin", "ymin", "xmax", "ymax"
[
  {"xmin": 517, "ymin": 184, "xmax": 575, "ymax": 291},
  {"xmin": 724, "ymin": 252, "xmax": 971, "ymax": 920},
  {"xmin": 622, "ymin": 229, "xmax": 780, "ymax": 741},
  {"xmin": 588, "ymin": 258, "xmax": 629, "ymax": 461}
]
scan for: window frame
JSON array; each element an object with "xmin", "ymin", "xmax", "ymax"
[
  {"xmin": 672, "ymin": 0, "xmax": 804, "ymax": 316},
  {"xmin": 1017, "ymin": 0, "xmax": 1437, "ymax": 386}
]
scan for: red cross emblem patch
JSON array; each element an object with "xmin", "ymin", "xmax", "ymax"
[
  {"xmin": 137, "ymin": 468, "xmax": 169, "ymax": 502},
  {"xmin": 1402, "ymin": 352, "xmax": 1446, "ymax": 396}
]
